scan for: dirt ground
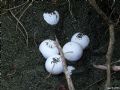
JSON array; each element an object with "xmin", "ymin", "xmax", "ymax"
[{"xmin": 1, "ymin": 0, "xmax": 120, "ymax": 90}]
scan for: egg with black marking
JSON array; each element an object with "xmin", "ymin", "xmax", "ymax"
[
  {"xmin": 39, "ymin": 39, "xmax": 59, "ymax": 59},
  {"xmin": 43, "ymin": 10, "xmax": 59, "ymax": 25},
  {"xmin": 45, "ymin": 55, "xmax": 64, "ymax": 75}
]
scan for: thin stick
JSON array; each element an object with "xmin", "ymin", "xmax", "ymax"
[
  {"xmin": 67, "ymin": 0, "xmax": 74, "ymax": 18},
  {"xmin": 111, "ymin": 59, "xmax": 120, "ymax": 64},
  {"xmin": 93, "ymin": 59, "xmax": 120, "ymax": 69},
  {"xmin": 15, "ymin": 1, "xmax": 33, "ymax": 31},
  {"xmin": 88, "ymin": 0, "xmax": 112, "ymax": 25},
  {"xmin": 10, "ymin": 10, "xmax": 29, "ymax": 46},
  {"xmin": 88, "ymin": 0, "xmax": 115, "ymax": 90},
  {"xmin": 6, "ymin": 16, "xmax": 27, "ymax": 43},
  {"xmin": 15, "ymin": 0, "xmax": 34, "ymax": 46},
  {"xmin": 55, "ymin": 37, "xmax": 75, "ymax": 90},
  {"xmin": 3, "ymin": 1, "xmax": 28, "ymax": 11},
  {"xmin": 115, "ymin": 15, "xmax": 120, "ymax": 26},
  {"xmin": 15, "ymin": 2, "xmax": 28, "ymax": 16}
]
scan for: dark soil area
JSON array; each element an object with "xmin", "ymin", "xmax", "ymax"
[{"xmin": 1, "ymin": 0, "xmax": 120, "ymax": 90}]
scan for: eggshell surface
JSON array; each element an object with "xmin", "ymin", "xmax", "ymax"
[
  {"xmin": 39, "ymin": 39, "xmax": 59, "ymax": 59},
  {"xmin": 45, "ymin": 55, "xmax": 64, "ymax": 75},
  {"xmin": 63, "ymin": 42, "xmax": 83, "ymax": 61},
  {"xmin": 71, "ymin": 32, "xmax": 90, "ymax": 49}
]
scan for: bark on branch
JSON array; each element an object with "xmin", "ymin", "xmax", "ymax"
[{"xmin": 88, "ymin": 0, "xmax": 115, "ymax": 90}]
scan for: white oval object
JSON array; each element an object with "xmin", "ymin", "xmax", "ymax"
[
  {"xmin": 43, "ymin": 10, "xmax": 59, "ymax": 25},
  {"xmin": 45, "ymin": 55, "xmax": 64, "ymax": 75},
  {"xmin": 39, "ymin": 39, "xmax": 59, "ymax": 59},
  {"xmin": 63, "ymin": 42, "xmax": 83, "ymax": 61},
  {"xmin": 71, "ymin": 32, "xmax": 90, "ymax": 49}
]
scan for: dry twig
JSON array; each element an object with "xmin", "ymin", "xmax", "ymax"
[
  {"xmin": 93, "ymin": 64, "xmax": 120, "ymax": 71},
  {"xmin": 3, "ymin": 1, "xmax": 28, "ymax": 11},
  {"xmin": 15, "ymin": 1, "xmax": 34, "ymax": 46},
  {"xmin": 84, "ymin": 72, "xmax": 117, "ymax": 90},
  {"xmin": 67, "ymin": 0, "xmax": 74, "ymax": 18},
  {"xmin": 10, "ymin": 10, "xmax": 29, "ymax": 46},
  {"xmin": 55, "ymin": 36, "xmax": 75, "ymax": 90},
  {"xmin": 15, "ymin": 1, "xmax": 33, "ymax": 31},
  {"xmin": 88, "ymin": 0, "xmax": 115, "ymax": 89}
]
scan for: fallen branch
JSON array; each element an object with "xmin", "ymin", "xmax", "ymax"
[
  {"xmin": 88, "ymin": 0, "xmax": 115, "ymax": 90},
  {"xmin": 93, "ymin": 64, "xmax": 120, "ymax": 71},
  {"xmin": 15, "ymin": 1, "xmax": 34, "ymax": 46},
  {"xmin": 55, "ymin": 36, "xmax": 75, "ymax": 90},
  {"xmin": 88, "ymin": 0, "xmax": 113, "ymax": 25},
  {"xmin": 106, "ymin": 24, "xmax": 115, "ymax": 90}
]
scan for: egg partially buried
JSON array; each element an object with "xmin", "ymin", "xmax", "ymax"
[
  {"xmin": 67, "ymin": 66, "xmax": 75, "ymax": 75},
  {"xmin": 71, "ymin": 32, "xmax": 90, "ymax": 49},
  {"xmin": 43, "ymin": 10, "xmax": 59, "ymax": 25},
  {"xmin": 39, "ymin": 39, "xmax": 59, "ymax": 59},
  {"xmin": 45, "ymin": 55, "xmax": 64, "ymax": 75},
  {"xmin": 63, "ymin": 42, "xmax": 83, "ymax": 61}
]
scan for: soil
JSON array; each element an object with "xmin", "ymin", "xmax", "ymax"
[{"xmin": 1, "ymin": 0, "xmax": 120, "ymax": 90}]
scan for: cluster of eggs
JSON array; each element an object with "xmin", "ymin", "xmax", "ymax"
[
  {"xmin": 39, "ymin": 10, "xmax": 90, "ymax": 75},
  {"xmin": 39, "ymin": 33, "xmax": 90, "ymax": 75},
  {"xmin": 39, "ymin": 40, "xmax": 63, "ymax": 74}
]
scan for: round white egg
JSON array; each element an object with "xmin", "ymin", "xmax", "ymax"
[
  {"xmin": 63, "ymin": 42, "xmax": 83, "ymax": 61},
  {"xmin": 71, "ymin": 32, "xmax": 90, "ymax": 49},
  {"xmin": 43, "ymin": 10, "xmax": 59, "ymax": 25},
  {"xmin": 45, "ymin": 55, "xmax": 64, "ymax": 75},
  {"xmin": 39, "ymin": 39, "xmax": 59, "ymax": 59}
]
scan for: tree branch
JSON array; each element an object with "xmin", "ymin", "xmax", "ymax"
[
  {"xmin": 88, "ymin": 0, "xmax": 115, "ymax": 90},
  {"xmin": 88, "ymin": 0, "xmax": 112, "ymax": 25},
  {"xmin": 55, "ymin": 37, "xmax": 75, "ymax": 90}
]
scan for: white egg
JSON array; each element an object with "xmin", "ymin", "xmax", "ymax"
[
  {"xmin": 63, "ymin": 42, "xmax": 83, "ymax": 61},
  {"xmin": 45, "ymin": 55, "xmax": 64, "ymax": 75},
  {"xmin": 39, "ymin": 39, "xmax": 59, "ymax": 59},
  {"xmin": 43, "ymin": 10, "xmax": 59, "ymax": 25},
  {"xmin": 71, "ymin": 32, "xmax": 90, "ymax": 49}
]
